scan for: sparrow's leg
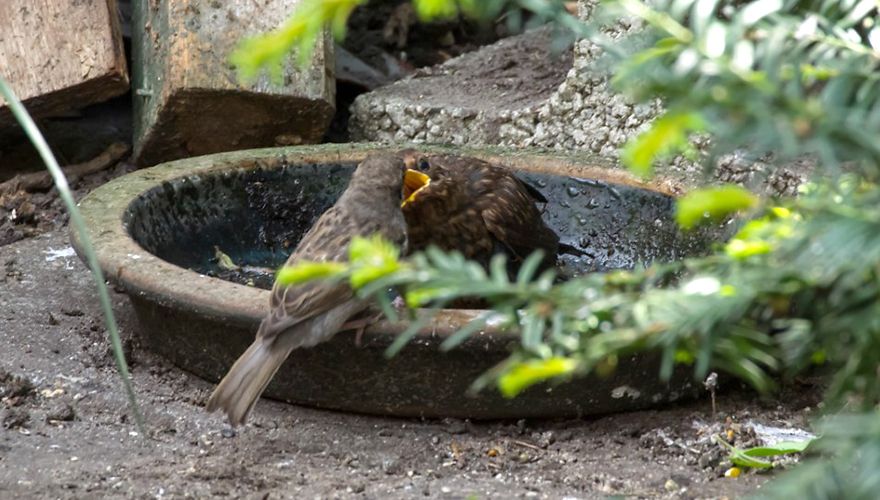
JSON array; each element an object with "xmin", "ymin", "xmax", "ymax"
[
  {"xmin": 341, "ymin": 297, "xmax": 410, "ymax": 346},
  {"xmin": 340, "ymin": 310, "xmax": 385, "ymax": 347}
]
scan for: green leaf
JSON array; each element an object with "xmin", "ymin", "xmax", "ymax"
[
  {"xmin": 676, "ymin": 185, "xmax": 758, "ymax": 229},
  {"xmin": 739, "ymin": 0, "xmax": 782, "ymax": 26},
  {"xmin": 612, "ymin": 40, "xmax": 682, "ymax": 89},
  {"xmin": 404, "ymin": 286, "xmax": 457, "ymax": 308},
  {"xmin": 715, "ymin": 434, "xmax": 814, "ymax": 469},
  {"xmin": 1, "ymin": 76, "xmax": 146, "ymax": 432},
  {"xmin": 385, "ymin": 311, "xmax": 436, "ymax": 358},
  {"xmin": 276, "ymin": 261, "xmax": 347, "ymax": 286},
  {"xmin": 349, "ymin": 235, "xmax": 403, "ymax": 289},
  {"xmin": 413, "ymin": 0, "xmax": 458, "ymax": 20},
  {"xmin": 229, "ymin": 0, "xmax": 366, "ymax": 81},
  {"xmin": 742, "ymin": 439, "xmax": 814, "ymax": 457},
  {"xmin": 458, "ymin": 0, "xmax": 504, "ymax": 19},
  {"xmin": 620, "ymin": 111, "xmax": 706, "ymax": 177},
  {"xmin": 516, "ymin": 250, "xmax": 546, "ymax": 285},
  {"xmin": 520, "ymin": 312, "xmax": 545, "ymax": 350},
  {"xmin": 725, "ymin": 238, "xmax": 773, "ymax": 259},
  {"xmin": 714, "ymin": 435, "xmax": 773, "ymax": 469},
  {"xmin": 616, "ymin": 0, "xmax": 693, "ymax": 42},
  {"xmin": 490, "ymin": 253, "xmax": 510, "ymax": 286},
  {"xmin": 732, "ymin": 452, "xmax": 774, "ymax": 469},
  {"xmin": 374, "ymin": 291, "xmax": 399, "ymax": 324},
  {"xmin": 348, "ymin": 234, "xmax": 398, "ymax": 262},
  {"xmin": 690, "ymin": 0, "xmax": 720, "ymax": 37},
  {"xmin": 702, "ymin": 21, "xmax": 727, "ymax": 59},
  {"xmin": 498, "ymin": 357, "xmax": 578, "ymax": 398},
  {"xmin": 214, "ymin": 246, "xmax": 239, "ymax": 271}
]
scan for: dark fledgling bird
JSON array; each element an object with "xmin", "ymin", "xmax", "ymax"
[
  {"xmin": 400, "ymin": 151, "xmax": 561, "ymax": 272},
  {"xmin": 206, "ymin": 153, "xmax": 410, "ymax": 426}
]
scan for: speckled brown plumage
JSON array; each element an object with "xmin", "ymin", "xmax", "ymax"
[
  {"xmin": 207, "ymin": 153, "xmax": 409, "ymax": 426},
  {"xmin": 401, "ymin": 151, "xmax": 560, "ymax": 272}
]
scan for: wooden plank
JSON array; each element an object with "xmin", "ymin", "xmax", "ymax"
[
  {"xmin": 132, "ymin": 0, "xmax": 335, "ymax": 167},
  {"xmin": 0, "ymin": 0, "xmax": 129, "ymax": 126}
]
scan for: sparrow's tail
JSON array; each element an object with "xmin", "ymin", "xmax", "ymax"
[{"xmin": 205, "ymin": 336, "xmax": 293, "ymax": 427}]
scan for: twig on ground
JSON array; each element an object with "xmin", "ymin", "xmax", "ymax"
[
  {"xmin": 0, "ymin": 142, "xmax": 129, "ymax": 195},
  {"xmin": 510, "ymin": 439, "xmax": 543, "ymax": 452}
]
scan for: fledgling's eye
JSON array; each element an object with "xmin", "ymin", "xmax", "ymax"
[{"xmin": 418, "ymin": 158, "xmax": 430, "ymax": 171}]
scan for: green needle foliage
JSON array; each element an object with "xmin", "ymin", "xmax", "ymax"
[
  {"xmin": 606, "ymin": 0, "xmax": 880, "ymax": 177},
  {"xmin": 675, "ymin": 185, "xmax": 758, "ymax": 228},
  {"xmin": 231, "ymin": 0, "xmax": 367, "ymax": 81},
  {"xmin": 251, "ymin": 0, "xmax": 880, "ymax": 494},
  {"xmin": 0, "ymin": 77, "xmax": 145, "ymax": 433}
]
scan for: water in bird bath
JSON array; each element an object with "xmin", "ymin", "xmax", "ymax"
[{"xmin": 125, "ymin": 162, "xmax": 725, "ymax": 290}]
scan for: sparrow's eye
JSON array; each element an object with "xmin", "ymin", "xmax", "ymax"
[{"xmin": 418, "ymin": 158, "xmax": 430, "ymax": 171}]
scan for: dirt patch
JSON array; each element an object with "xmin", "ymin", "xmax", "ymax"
[
  {"xmin": 0, "ymin": 151, "xmax": 135, "ymax": 247},
  {"xmin": 347, "ymin": 25, "xmax": 575, "ymax": 144},
  {"xmin": 365, "ymin": 26, "xmax": 572, "ymax": 113},
  {"xmin": 0, "ymin": 227, "xmax": 820, "ymax": 498}
]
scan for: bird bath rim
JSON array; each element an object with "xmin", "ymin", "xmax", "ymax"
[
  {"xmin": 71, "ymin": 143, "xmax": 703, "ymax": 419},
  {"xmin": 72, "ymin": 143, "xmax": 690, "ymax": 337}
]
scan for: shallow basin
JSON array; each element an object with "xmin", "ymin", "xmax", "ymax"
[{"xmin": 73, "ymin": 143, "xmax": 725, "ymax": 418}]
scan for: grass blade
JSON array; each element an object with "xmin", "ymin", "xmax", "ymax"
[{"xmin": 0, "ymin": 77, "xmax": 145, "ymax": 434}]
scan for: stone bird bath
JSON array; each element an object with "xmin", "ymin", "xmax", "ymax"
[{"xmin": 72, "ymin": 143, "xmax": 725, "ymax": 418}]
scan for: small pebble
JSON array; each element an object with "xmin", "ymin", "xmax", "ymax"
[
  {"xmin": 2, "ymin": 408, "xmax": 30, "ymax": 429},
  {"xmin": 45, "ymin": 402, "xmax": 76, "ymax": 422},
  {"xmin": 444, "ymin": 419, "xmax": 467, "ymax": 435}
]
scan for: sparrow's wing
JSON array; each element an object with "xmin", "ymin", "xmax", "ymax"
[
  {"xmin": 258, "ymin": 207, "xmax": 359, "ymax": 340},
  {"xmin": 260, "ymin": 202, "xmax": 407, "ymax": 341}
]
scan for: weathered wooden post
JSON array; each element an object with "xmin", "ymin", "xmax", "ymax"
[
  {"xmin": 0, "ymin": 0, "xmax": 129, "ymax": 127},
  {"xmin": 131, "ymin": 0, "xmax": 335, "ymax": 167}
]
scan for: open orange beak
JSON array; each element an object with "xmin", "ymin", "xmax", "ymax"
[{"xmin": 402, "ymin": 169, "xmax": 430, "ymax": 207}]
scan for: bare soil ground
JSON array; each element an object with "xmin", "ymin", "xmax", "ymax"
[
  {"xmin": 0, "ymin": 7, "xmax": 818, "ymax": 494},
  {"xmin": 0, "ymin": 201, "xmax": 818, "ymax": 498}
]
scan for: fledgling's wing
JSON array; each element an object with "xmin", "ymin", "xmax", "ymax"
[
  {"xmin": 476, "ymin": 170, "xmax": 560, "ymax": 263},
  {"xmin": 517, "ymin": 176, "xmax": 549, "ymax": 204}
]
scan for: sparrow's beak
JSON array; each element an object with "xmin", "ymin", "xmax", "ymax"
[{"xmin": 402, "ymin": 169, "xmax": 430, "ymax": 207}]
